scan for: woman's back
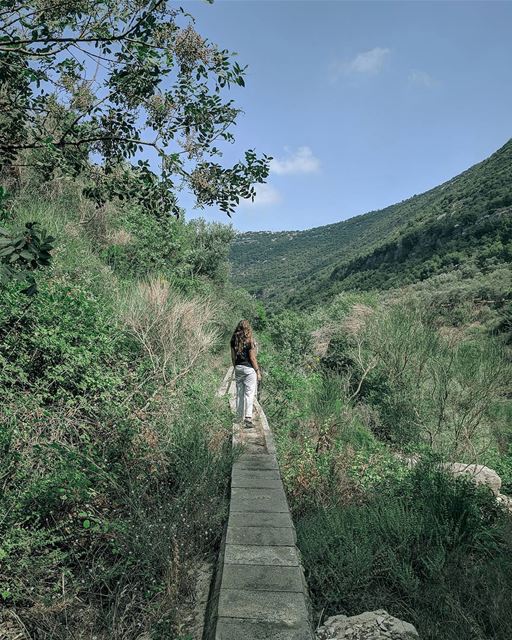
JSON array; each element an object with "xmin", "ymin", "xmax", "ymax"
[
  {"xmin": 230, "ymin": 335, "xmax": 253, "ymax": 368},
  {"xmin": 230, "ymin": 319, "xmax": 260, "ymax": 427}
]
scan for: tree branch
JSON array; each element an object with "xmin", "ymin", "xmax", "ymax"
[{"xmin": 1, "ymin": 0, "xmax": 166, "ymax": 49}]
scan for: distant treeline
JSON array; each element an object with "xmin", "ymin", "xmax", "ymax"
[{"xmin": 230, "ymin": 139, "xmax": 512, "ymax": 308}]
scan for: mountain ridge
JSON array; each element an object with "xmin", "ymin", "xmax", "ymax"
[{"xmin": 230, "ymin": 139, "xmax": 512, "ymax": 307}]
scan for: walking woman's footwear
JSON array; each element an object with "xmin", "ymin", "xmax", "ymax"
[{"xmin": 244, "ymin": 417, "xmax": 253, "ymax": 429}]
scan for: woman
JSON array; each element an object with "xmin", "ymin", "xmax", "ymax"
[{"xmin": 230, "ymin": 320, "xmax": 262, "ymax": 428}]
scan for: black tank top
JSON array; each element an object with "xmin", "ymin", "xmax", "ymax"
[{"xmin": 231, "ymin": 337, "xmax": 254, "ymax": 368}]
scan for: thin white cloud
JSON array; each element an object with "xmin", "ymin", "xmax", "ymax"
[
  {"xmin": 270, "ymin": 146, "xmax": 320, "ymax": 175},
  {"xmin": 331, "ymin": 47, "xmax": 390, "ymax": 81},
  {"xmin": 240, "ymin": 182, "xmax": 281, "ymax": 208},
  {"xmin": 409, "ymin": 70, "xmax": 436, "ymax": 88}
]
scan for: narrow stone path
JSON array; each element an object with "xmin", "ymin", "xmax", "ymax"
[{"xmin": 211, "ymin": 367, "xmax": 314, "ymax": 640}]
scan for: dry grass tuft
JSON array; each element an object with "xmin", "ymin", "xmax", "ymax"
[
  {"xmin": 121, "ymin": 278, "xmax": 219, "ymax": 387},
  {"xmin": 311, "ymin": 324, "xmax": 335, "ymax": 357},
  {"xmin": 107, "ymin": 228, "xmax": 133, "ymax": 246},
  {"xmin": 342, "ymin": 303, "xmax": 374, "ymax": 336}
]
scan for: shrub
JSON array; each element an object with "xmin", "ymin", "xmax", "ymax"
[
  {"xmin": 268, "ymin": 309, "xmax": 314, "ymax": 367},
  {"xmin": 0, "ymin": 279, "xmax": 125, "ymax": 406},
  {"xmin": 297, "ymin": 463, "xmax": 512, "ymax": 640},
  {"xmin": 318, "ymin": 297, "xmax": 512, "ymax": 456},
  {"xmin": 261, "ymin": 289, "xmax": 512, "ymax": 640},
  {"xmin": 120, "ymin": 277, "xmax": 219, "ymax": 387},
  {"xmin": 0, "ymin": 186, "xmax": 235, "ymax": 638},
  {"xmin": 103, "ymin": 205, "xmax": 234, "ymax": 290}
]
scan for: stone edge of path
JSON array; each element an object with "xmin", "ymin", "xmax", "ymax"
[{"xmin": 203, "ymin": 367, "xmax": 315, "ymax": 640}]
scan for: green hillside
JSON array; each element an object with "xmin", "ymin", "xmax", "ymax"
[{"xmin": 230, "ymin": 139, "xmax": 512, "ymax": 307}]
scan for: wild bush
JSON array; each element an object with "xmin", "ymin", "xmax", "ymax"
[
  {"xmin": 297, "ymin": 462, "xmax": 512, "ymax": 640},
  {"xmin": 0, "ymin": 185, "xmax": 236, "ymax": 638},
  {"xmin": 261, "ymin": 288, "xmax": 512, "ymax": 640},
  {"xmin": 267, "ymin": 309, "xmax": 314, "ymax": 367},
  {"xmin": 120, "ymin": 278, "xmax": 219, "ymax": 388},
  {"xmin": 0, "ymin": 271, "xmax": 234, "ymax": 638},
  {"xmin": 0, "ymin": 279, "xmax": 125, "ymax": 406},
  {"xmin": 103, "ymin": 205, "xmax": 235, "ymax": 289},
  {"xmin": 260, "ymin": 362, "xmax": 404, "ymax": 517},
  {"xmin": 319, "ymin": 297, "xmax": 512, "ymax": 457}
]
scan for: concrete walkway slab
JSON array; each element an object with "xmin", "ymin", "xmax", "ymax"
[
  {"xmin": 230, "ymin": 487, "xmax": 289, "ymax": 513},
  {"xmin": 224, "ymin": 543, "xmax": 299, "ymax": 566},
  {"xmin": 218, "ymin": 589, "xmax": 309, "ymax": 625},
  {"xmin": 231, "ymin": 469, "xmax": 283, "ymax": 489},
  {"xmin": 226, "ymin": 525, "xmax": 296, "ymax": 546},
  {"xmin": 235, "ymin": 454, "xmax": 279, "ymax": 470},
  {"xmin": 208, "ymin": 367, "xmax": 314, "ymax": 640},
  {"xmin": 228, "ymin": 509, "xmax": 293, "ymax": 529},
  {"xmin": 216, "ymin": 618, "xmax": 313, "ymax": 640},
  {"xmin": 221, "ymin": 564, "xmax": 305, "ymax": 593}
]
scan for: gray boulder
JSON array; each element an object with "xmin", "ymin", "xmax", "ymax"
[
  {"xmin": 440, "ymin": 462, "xmax": 502, "ymax": 495},
  {"xmin": 316, "ymin": 609, "xmax": 419, "ymax": 640},
  {"xmin": 497, "ymin": 492, "xmax": 512, "ymax": 513},
  {"xmin": 393, "ymin": 454, "xmax": 503, "ymax": 496}
]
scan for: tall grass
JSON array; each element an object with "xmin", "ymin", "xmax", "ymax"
[
  {"xmin": 0, "ymin": 182, "xmax": 235, "ymax": 638},
  {"xmin": 297, "ymin": 463, "xmax": 512, "ymax": 640},
  {"xmin": 318, "ymin": 296, "xmax": 512, "ymax": 460},
  {"xmin": 260, "ymin": 291, "xmax": 512, "ymax": 640}
]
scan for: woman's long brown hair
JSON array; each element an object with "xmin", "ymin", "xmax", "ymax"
[{"xmin": 232, "ymin": 319, "xmax": 253, "ymax": 356}]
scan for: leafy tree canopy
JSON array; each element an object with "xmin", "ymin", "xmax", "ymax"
[{"xmin": 0, "ymin": 0, "xmax": 270, "ymax": 215}]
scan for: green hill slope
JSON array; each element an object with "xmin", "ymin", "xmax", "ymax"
[
  {"xmin": 230, "ymin": 139, "xmax": 512, "ymax": 307},
  {"xmin": 0, "ymin": 177, "xmax": 244, "ymax": 637}
]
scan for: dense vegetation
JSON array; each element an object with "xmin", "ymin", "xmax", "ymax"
[
  {"xmin": 0, "ymin": 172, "xmax": 260, "ymax": 638},
  {"xmin": 0, "ymin": 2, "xmax": 263, "ymax": 638},
  {"xmin": 235, "ymin": 142, "xmax": 512, "ymax": 638},
  {"xmin": 3, "ymin": 143, "xmax": 509, "ymax": 638},
  {"xmin": 230, "ymin": 139, "xmax": 512, "ymax": 308},
  {"xmin": 256, "ymin": 284, "xmax": 512, "ymax": 639}
]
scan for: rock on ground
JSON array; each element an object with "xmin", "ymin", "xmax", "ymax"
[
  {"xmin": 394, "ymin": 454, "xmax": 504, "ymax": 497},
  {"xmin": 440, "ymin": 463, "xmax": 502, "ymax": 495},
  {"xmin": 497, "ymin": 492, "xmax": 512, "ymax": 513},
  {"xmin": 316, "ymin": 609, "xmax": 419, "ymax": 640}
]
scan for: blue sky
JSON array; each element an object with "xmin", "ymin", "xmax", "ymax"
[{"xmin": 181, "ymin": 0, "xmax": 512, "ymax": 232}]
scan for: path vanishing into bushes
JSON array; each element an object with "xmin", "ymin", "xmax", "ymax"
[{"xmin": 205, "ymin": 367, "xmax": 314, "ymax": 640}]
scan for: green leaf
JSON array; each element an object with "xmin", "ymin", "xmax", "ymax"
[
  {"xmin": 83, "ymin": 519, "xmax": 91, "ymax": 529},
  {"xmin": 22, "ymin": 281, "xmax": 38, "ymax": 296},
  {"xmin": 0, "ymin": 245, "xmax": 15, "ymax": 257}
]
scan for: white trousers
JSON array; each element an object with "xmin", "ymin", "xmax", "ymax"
[{"xmin": 234, "ymin": 365, "xmax": 257, "ymax": 419}]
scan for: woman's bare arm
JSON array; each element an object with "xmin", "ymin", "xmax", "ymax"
[{"xmin": 248, "ymin": 344, "xmax": 261, "ymax": 380}]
